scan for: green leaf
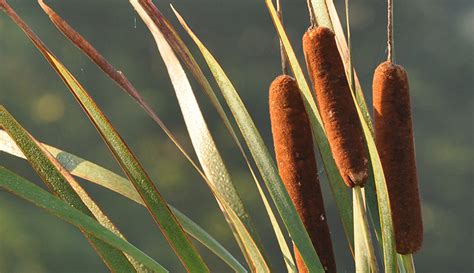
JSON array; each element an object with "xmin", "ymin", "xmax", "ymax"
[
  {"xmin": 0, "ymin": 106, "xmax": 136, "ymax": 272},
  {"xmin": 0, "ymin": 3, "xmax": 209, "ymax": 271},
  {"xmin": 0, "ymin": 166, "xmax": 168, "ymax": 273},
  {"xmin": 0, "ymin": 130, "xmax": 247, "ymax": 273},
  {"xmin": 133, "ymin": 1, "xmax": 294, "ymax": 270},
  {"xmin": 263, "ymin": 0, "xmax": 354, "ymax": 253},
  {"xmin": 172, "ymin": 8, "xmax": 325, "ymax": 272},
  {"xmin": 130, "ymin": 1, "xmax": 270, "ymax": 271}
]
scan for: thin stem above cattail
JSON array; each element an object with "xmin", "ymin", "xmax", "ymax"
[
  {"xmin": 276, "ymin": 0, "xmax": 289, "ymax": 75},
  {"xmin": 387, "ymin": 0, "xmax": 394, "ymax": 62}
]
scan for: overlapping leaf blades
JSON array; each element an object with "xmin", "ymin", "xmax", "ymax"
[
  {"xmin": 0, "ymin": 2, "xmax": 209, "ymax": 271},
  {"xmin": 0, "ymin": 166, "xmax": 167, "ymax": 273},
  {"xmin": 0, "ymin": 129, "xmax": 247, "ymax": 273}
]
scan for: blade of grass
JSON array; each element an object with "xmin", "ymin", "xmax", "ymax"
[
  {"xmin": 354, "ymin": 187, "xmax": 379, "ymax": 273},
  {"xmin": 0, "ymin": 129, "xmax": 247, "ymax": 273},
  {"xmin": 262, "ymin": 0, "xmax": 354, "ymax": 253},
  {"xmin": 0, "ymin": 3, "xmax": 209, "ymax": 271},
  {"xmin": 0, "ymin": 106, "xmax": 136, "ymax": 273},
  {"xmin": 173, "ymin": 8, "xmax": 326, "ymax": 272},
  {"xmin": 354, "ymin": 188, "xmax": 369, "ymax": 273},
  {"xmin": 134, "ymin": 1, "xmax": 295, "ymax": 270},
  {"xmin": 0, "ymin": 166, "xmax": 167, "ymax": 273},
  {"xmin": 130, "ymin": 1, "xmax": 271, "ymax": 271}
]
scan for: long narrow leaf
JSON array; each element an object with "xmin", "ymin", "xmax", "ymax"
[
  {"xmin": 0, "ymin": 106, "xmax": 136, "ymax": 273},
  {"xmin": 0, "ymin": 3, "xmax": 209, "ymax": 271},
  {"xmin": 130, "ymin": 1, "xmax": 271, "ymax": 271},
  {"xmin": 0, "ymin": 167, "xmax": 167, "ymax": 273},
  {"xmin": 262, "ymin": 0, "xmax": 354, "ymax": 253},
  {"xmin": 135, "ymin": 1, "xmax": 295, "ymax": 269},
  {"xmin": 0, "ymin": 129, "xmax": 247, "ymax": 273},
  {"xmin": 172, "ymin": 8, "xmax": 325, "ymax": 272}
]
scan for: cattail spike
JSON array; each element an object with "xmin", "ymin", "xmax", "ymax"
[
  {"xmin": 269, "ymin": 75, "xmax": 336, "ymax": 273},
  {"xmin": 302, "ymin": 27, "xmax": 369, "ymax": 188},
  {"xmin": 373, "ymin": 61, "xmax": 423, "ymax": 254}
]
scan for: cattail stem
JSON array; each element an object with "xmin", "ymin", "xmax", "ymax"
[
  {"xmin": 276, "ymin": 0, "xmax": 289, "ymax": 75},
  {"xmin": 306, "ymin": 0, "xmax": 317, "ymax": 28},
  {"xmin": 303, "ymin": 27, "xmax": 369, "ymax": 188},
  {"xmin": 373, "ymin": 61, "xmax": 423, "ymax": 254},
  {"xmin": 345, "ymin": 0, "xmax": 355, "ymax": 94},
  {"xmin": 354, "ymin": 186, "xmax": 379, "ymax": 273},
  {"xmin": 270, "ymin": 75, "xmax": 336, "ymax": 273},
  {"xmin": 401, "ymin": 254, "xmax": 416, "ymax": 273},
  {"xmin": 387, "ymin": 0, "xmax": 394, "ymax": 62}
]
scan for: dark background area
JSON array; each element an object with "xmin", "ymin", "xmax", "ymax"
[{"xmin": 0, "ymin": 0, "xmax": 472, "ymax": 272}]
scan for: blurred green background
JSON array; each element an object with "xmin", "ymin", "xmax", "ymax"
[{"xmin": 0, "ymin": 0, "xmax": 472, "ymax": 272}]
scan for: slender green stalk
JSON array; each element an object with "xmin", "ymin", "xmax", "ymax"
[
  {"xmin": 401, "ymin": 254, "xmax": 415, "ymax": 273},
  {"xmin": 354, "ymin": 187, "xmax": 379, "ymax": 273}
]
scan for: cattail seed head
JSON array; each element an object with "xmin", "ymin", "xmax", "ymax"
[
  {"xmin": 269, "ymin": 75, "xmax": 336, "ymax": 273},
  {"xmin": 373, "ymin": 61, "xmax": 423, "ymax": 254},
  {"xmin": 302, "ymin": 27, "xmax": 368, "ymax": 188}
]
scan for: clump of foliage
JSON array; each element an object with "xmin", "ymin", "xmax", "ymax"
[{"xmin": 0, "ymin": 0, "xmax": 422, "ymax": 272}]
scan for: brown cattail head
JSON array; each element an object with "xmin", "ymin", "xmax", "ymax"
[
  {"xmin": 302, "ymin": 27, "xmax": 368, "ymax": 188},
  {"xmin": 373, "ymin": 61, "xmax": 423, "ymax": 254},
  {"xmin": 269, "ymin": 75, "xmax": 336, "ymax": 273}
]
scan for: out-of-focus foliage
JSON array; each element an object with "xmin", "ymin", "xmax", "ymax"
[{"xmin": 0, "ymin": 0, "xmax": 472, "ymax": 272}]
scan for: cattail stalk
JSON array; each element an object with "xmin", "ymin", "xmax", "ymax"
[
  {"xmin": 302, "ymin": 27, "xmax": 368, "ymax": 188},
  {"xmin": 373, "ymin": 61, "xmax": 423, "ymax": 254},
  {"xmin": 270, "ymin": 75, "xmax": 336, "ymax": 273}
]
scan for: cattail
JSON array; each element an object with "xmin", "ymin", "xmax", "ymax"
[
  {"xmin": 269, "ymin": 75, "xmax": 336, "ymax": 273},
  {"xmin": 302, "ymin": 27, "xmax": 368, "ymax": 188},
  {"xmin": 373, "ymin": 61, "xmax": 423, "ymax": 254}
]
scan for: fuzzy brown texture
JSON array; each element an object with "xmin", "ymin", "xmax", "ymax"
[
  {"xmin": 269, "ymin": 75, "xmax": 336, "ymax": 273},
  {"xmin": 373, "ymin": 61, "xmax": 423, "ymax": 254},
  {"xmin": 303, "ymin": 27, "xmax": 368, "ymax": 188}
]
